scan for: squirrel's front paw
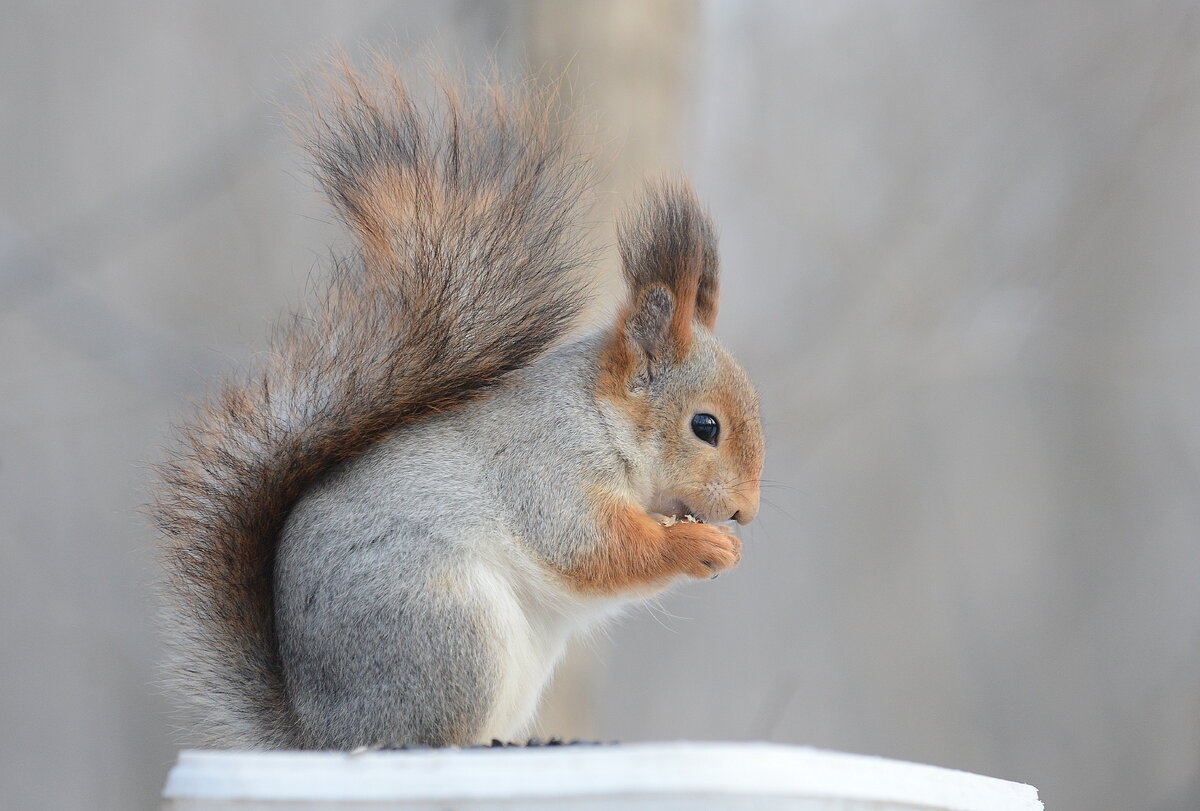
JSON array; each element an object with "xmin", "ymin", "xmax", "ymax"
[{"xmin": 668, "ymin": 522, "xmax": 742, "ymax": 579}]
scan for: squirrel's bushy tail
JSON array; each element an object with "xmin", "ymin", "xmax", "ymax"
[{"xmin": 155, "ymin": 66, "xmax": 592, "ymax": 748}]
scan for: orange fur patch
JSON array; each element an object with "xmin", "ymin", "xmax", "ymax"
[
  {"xmin": 594, "ymin": 320, "xmax": 636, "ymax": 399},
  {"xmin": 555, "ymin": 495, "xmax": 741, "ymax": 596},
  {"xmin": 343, "ymin": 164, "xmax": 502, "ymax": 268},
  {"xmin": 668, "ymin": 270, "xmax": 698, "ymax": 354}
]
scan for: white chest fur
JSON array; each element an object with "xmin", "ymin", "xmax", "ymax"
[{"xmin": 448, "ymin": 544, "xmax": 626, "ymax": 742}]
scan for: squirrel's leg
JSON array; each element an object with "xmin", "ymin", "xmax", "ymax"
[
  {"xmin": 556, "ymin": 501, "xmax": 742, "ymax": 596},
  {"xmin": 278, "ymin": 565, "xmax": 498, "ymax": 749}
]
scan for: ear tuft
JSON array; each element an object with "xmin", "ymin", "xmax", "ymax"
[{"xmin": 618, "ymin": 181, "xmax": 720, "ymax": 332}]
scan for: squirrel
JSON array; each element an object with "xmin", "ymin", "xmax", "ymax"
[{"xmin": 155, "ymin": 66, "xmax": 764, "ymax": 750}]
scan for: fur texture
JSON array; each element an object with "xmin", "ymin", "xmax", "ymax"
[{"xmin": 155, "ymin": 68, "xmax": 592, "ymax": 748}]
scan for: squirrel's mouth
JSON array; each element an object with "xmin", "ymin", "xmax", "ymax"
[
  {"xmin": 656, "ymin": 513, "xmax": 703, "ymax": 527},
  {"xmin": 649, "ymin": 500, "xmax": 706, "ymax": 525}
]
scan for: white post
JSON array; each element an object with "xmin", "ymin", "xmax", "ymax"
[{"xmin": 162, "ymin": 742, "xmax": 1043, "ymax": 810}]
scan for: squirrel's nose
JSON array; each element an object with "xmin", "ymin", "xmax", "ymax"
[
  {"xmin": 732, "ymin": 505, "xmax": 757, "ymax": 525},
  {"xmin": 732, "ymin": 490, "xmax": 760, "ymax": 525}
]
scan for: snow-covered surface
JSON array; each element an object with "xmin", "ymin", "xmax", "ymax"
[{"xmin": 162, "ymin": 742, "xmax": 1043, "ymax": 810}]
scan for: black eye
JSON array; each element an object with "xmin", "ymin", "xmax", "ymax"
[{"xmin": 690, "ymin": 413, "xmax": 720, "ymax": 445}]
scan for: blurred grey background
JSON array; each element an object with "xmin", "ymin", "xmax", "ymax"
[{"xmin": 2, "ymin": 2, "xmax": 1198, "ymax": 809}]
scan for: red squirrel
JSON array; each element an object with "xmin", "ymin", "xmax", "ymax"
[{"xmin": 156, "ymin": 66, "xmax": 764, "ymax": 749}]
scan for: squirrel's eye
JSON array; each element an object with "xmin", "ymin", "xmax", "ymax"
[{"xmin": 690, "ymin": 413, "xmax": 720, "ymax": 446}]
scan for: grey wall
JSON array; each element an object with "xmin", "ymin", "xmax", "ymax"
[{"xmin": 2, "ymin": 3, "xmax": 1197, "ymax": 810}]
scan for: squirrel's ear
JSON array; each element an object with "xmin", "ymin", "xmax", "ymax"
[
  {"xmin": 603, "ymin": 283, "xmax": 677, "ymax": 393},
  {"xmin": 618, "ymin": 181, "xmax": 720, "ymax": 339},
  {"xmin": 626, "ymin": 283, "xmax": 676, "ymax": 366}
]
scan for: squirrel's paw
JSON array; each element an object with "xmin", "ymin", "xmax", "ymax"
[{"xmin": 669, "ymin": 521, "xmax": 742, "ymax": 579}]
